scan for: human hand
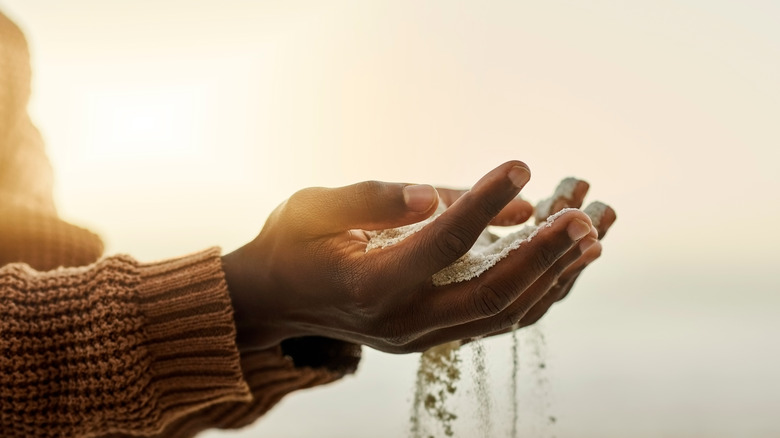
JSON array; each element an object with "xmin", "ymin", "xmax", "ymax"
[
  {"xmin": 518, "ymin": 179, "xmax": 617, "ymax": 326},
  {"xmin": 489, "ymin": 178, "xmax": 617, "ymax": 335},
  {"xmin": 221, "ymin": 161, "xmax": 601, "ymax": 354}
]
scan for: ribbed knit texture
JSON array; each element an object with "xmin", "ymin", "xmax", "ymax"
[
  {"xmin": 0, "ymin": 249, "xmax": 251, "ymax": 437},
  {"xmin": 0, "ymin": 247, "xmax": 360, "ymax": 438},
  {"xmin": 114, "ymin": 344, "xmax": 359, "ymax": 438},
  {"xmin": 0, "ymin": 9, "xmax": 361, "ymax": 437}
]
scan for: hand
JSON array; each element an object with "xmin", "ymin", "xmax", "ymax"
[
  {"xmin": 221, "ymin": 161, "xmax": 601, "ymax": 354},
  {"xmin": 472, "ymin": 178, "xmax": 617, "ymax": 338},
  {"xmin": 519, "ymin": 180, "xmax": 617, "ymax": 327}
]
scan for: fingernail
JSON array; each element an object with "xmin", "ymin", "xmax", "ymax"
[
  {"xmin": 567, "ymin": 219, "xmax": 591, "ymax": 241},
  {"xmin": 579, "ymin": 237, "xmax": 598, "ymax": 252},
  {"xmin": 403, "ymin": 184, "xmax": 437, "ymax": 212},
  {"xmin": 507, "ymin": 166, "xmax": 531, "ymax": 188}
]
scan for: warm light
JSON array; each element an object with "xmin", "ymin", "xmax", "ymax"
[
  {"xmin": 78, "ymin": 84, "xmax": 207, "ymax": 165},
  {"xmin": 7, "ymin": 1, "xmax": 780, "ymax": 437}
]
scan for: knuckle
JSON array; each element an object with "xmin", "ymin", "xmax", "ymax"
[
  {"xmin": 531, "ymin": 244, "xmax": 564, "ymax": 275},
  {"xmin": 286, "ymin": 187, "xmax": 318, "ymax": 209},
  {"xmin": 478, "ymin": 193, "xmax": 509, "ymax": 220},
  {"xmin": 352, "ymin": 180, "xmax": 387, "ymax": 213},
  {"xmin": 355, "ymin": 180, "xmax": 384, "ymax": 199},
  {"xmin": 549, "ymin": 247, "xmax": 585, "ymax": 280},
  {"xmin": 433, "ymin": 225, "xmax": 471, "ymax": 260},
  {"xmin": 282, "ymin": 188, "xmax": 321, "ymax": 222},
  {"xmin": 548, "ymin": 261, "xmax": 570, "ymax": 281},
  {"xmin": 473, "ymin": 282, "xmax": 512, "ymax": 318}
]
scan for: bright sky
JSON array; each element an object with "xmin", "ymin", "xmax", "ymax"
[{"xmin": 3, "ymin": 1, "xmax": 779, "ymax": 437}]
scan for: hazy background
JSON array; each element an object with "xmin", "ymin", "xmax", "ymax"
[{"xmin": 3, "ymin": 1, "xmax": 779, "ymax": 436}]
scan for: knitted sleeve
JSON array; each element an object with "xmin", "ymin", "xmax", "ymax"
[
  {"xmin": 0, "ymin": 249, "xmax": 252, "ymax": 437},
  {"xmin": 0, "ymin": 10, "xmax": 362, "ymax": 437},
  {"xmin": 0, "ymin": 249, "xmax": 361, "ymax": 438},
  {"xmin": 117, "ymin": 339, "xmax": 360, "ymax": 438}
]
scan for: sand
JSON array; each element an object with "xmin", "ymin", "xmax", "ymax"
[
  {"xmin": 367, "ymin": 200, "xmax": 578, "ymax": 287},
  {"xmin": 583, "ymin": 201, "xmax": 608, "ymax": 229},
  {"xmin": 470, "ymin": 339, "xmax": 492, "ymax": 438},
  {"xmin": 410, "ymin": 340, "xmax": 462, "ymax": 438},
  {"xmin": 534, "ymin": 177, "xmax": 579, "ymax": 223},
  {"xmin": 366, "ymin": 179, "xmax": 604, "ymax": 438},
  {"xmin": 510, "ymin": 326, "xmax": 520, "ymax": 438}
]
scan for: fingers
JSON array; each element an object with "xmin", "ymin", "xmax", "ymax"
[
  {"xmin": 415, "ymin": 209, "xmax": 594, "ymax": 331},
  {"xmin": 385, "ymin": 161, "xmax": 532, "ymax": 283},
  {"xmin": 281, "ymin": 181, "xmax": 441, "ymax": 237},
  {"xmin": 491, "ymin": 197, "xmax": 535, "ymax": 226},
  {"xmin": 383, "ymin": 179, "xmax": 615, "ymax": 352},
  {"xmin": 584, "ymin": 201, "xmax": 617, "ymax": 240},
  {"xmin": 551, "ymin": 245, "xmax": 601, "ymax": 304},
  {"xmin": 406, "ymin": 221, "xmax": 597, "ymax": 350},
  {"xmin": 437, "ymin": 188, "xmax": 534, "ymax": 226},
  {"xmin": 434, "ymin": 188, "xmax": 467, "ymax": 208},
  {"xmin": 553, "ymin": 203, "xmax": 615, "ymax": 302},
  {"xmin": 517, "ymin": 202, "xmax": 615, "ymax": 324},
  {"xmin": 459, "ymin": 231, "xmax": 603, "ymax": 346},
  {"xmin": 535, "ymin": 178, "xmax": 590, "ymax": 224}
]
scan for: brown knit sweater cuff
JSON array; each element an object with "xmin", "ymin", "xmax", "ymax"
[
  {"xmin": 132, "ymin": 248, "xmax": 252, "ymax": 425},
  {"xmin": 0, "ymin": 248, "xmax": 251, "ymax": 437},
  {"xmin": 140, "ymin": 347, "xmax": 354, "ymax": 438}
]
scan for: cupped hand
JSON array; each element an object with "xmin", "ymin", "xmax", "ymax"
[
  {"xmin": 465, "ymin": 179, "xmax": 617, "ymax": 342},
  {"xmin": 221, "ymin": 161, "xmax": 599, "ymax": 354}
]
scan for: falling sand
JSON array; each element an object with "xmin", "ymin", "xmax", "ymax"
[
  {"xmin": 470, "ymin": 339, "xmax": 492, "ymax": 438},
  {"xmin": 410, "ymin": 340, "xmax": 461, "ymax": 438},
  {"xmin": 366, "ymin": 180, "xmax": 605, "ymax": 437}
]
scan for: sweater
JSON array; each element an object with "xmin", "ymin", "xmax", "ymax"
[{"xmin": 0, "ymin": 11, "xmax": 360, "ymax": 437}]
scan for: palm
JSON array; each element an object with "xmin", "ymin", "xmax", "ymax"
[{"xmin": 223, "ymin": 161, "xmax": 615, "ymax": 354}]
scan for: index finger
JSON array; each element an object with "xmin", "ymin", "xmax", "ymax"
[
  {"xmin": 382, "ymin": 161, "xmax": 531, "ymax": 285},
  {"xmin": 437, "ymin": 188, "xmax": 534, "ymax": 226}
]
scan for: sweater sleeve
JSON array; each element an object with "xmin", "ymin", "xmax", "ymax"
[
  {"xmin": 1, "ymin": 10, "xmax": 362, "ymax": 437},
  {"xmin": 0, "ymin": 248, "xmax": 252, "ymax": 437},
  {"xmin": 121, "ymin": 340, "xmax": 360, "ymax": 438},
  {"xmin": 0, "ymin": 249, "xmax": 362, "ymax": 438}
]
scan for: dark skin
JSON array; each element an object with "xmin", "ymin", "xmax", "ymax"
[
  {"xmin": 473, "ymin": 179, "xmax": 616, "ymax": 340},
  {"xmin": 221, "ymin": 161, "xmax": 616, "ymax": 354}
]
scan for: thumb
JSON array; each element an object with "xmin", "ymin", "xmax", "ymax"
[{"xmin": 282, "ymin": 181, "xmax": 439, "ymax": 236}]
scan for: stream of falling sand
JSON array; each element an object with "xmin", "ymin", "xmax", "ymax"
[
  {"xmin": 384, "ymin": 179, "xmax": 603, "ymax": 437},
  {"xmin": 526, "ymin": 325, "xmax": 555, "ymax": 437},
  {"xmin": 510, "ymin": 326, "xmax": 520, "ymax": 438},
  {"xmin": 410, "ymin": 341, "xmax": 462, "ymax": 438},
  {"xmin": 410, "ymin": 325, "xmax": 553, "ymax": 438},
  {"xmin": 470, "ymin": 339, "xmax": 492, "ymax": 438}
]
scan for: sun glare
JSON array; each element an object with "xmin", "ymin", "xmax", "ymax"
[{"xmin": 79, "ymin": 84, "xmax": 208, "ymax": 165}]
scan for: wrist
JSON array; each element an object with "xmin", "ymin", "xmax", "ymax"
[{"xmin": 221, "ymin": 246, "xmax": 296, "ymax": 353}]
